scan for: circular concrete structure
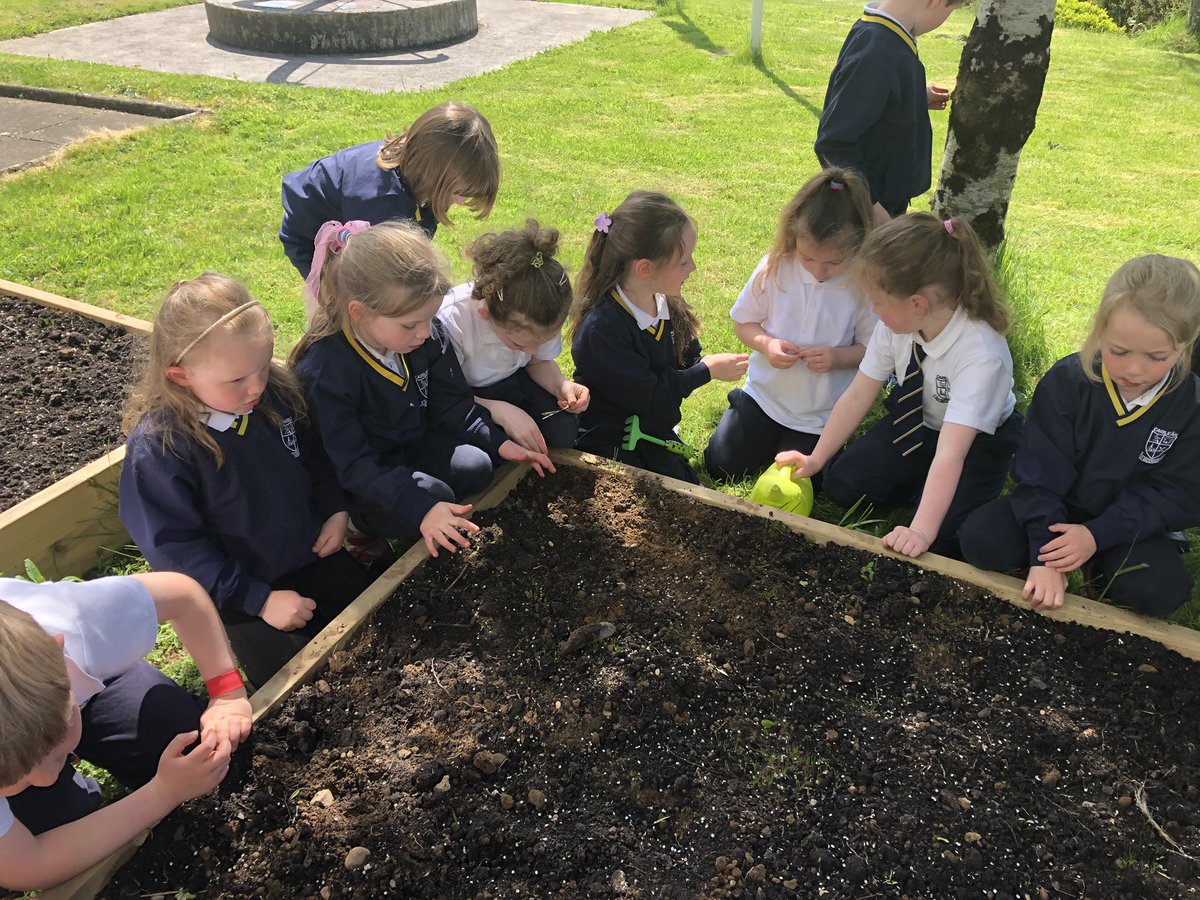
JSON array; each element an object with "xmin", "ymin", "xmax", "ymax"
[{"xmin": 204, "ymin": 0, "xmax": 478, "ymax": 55}]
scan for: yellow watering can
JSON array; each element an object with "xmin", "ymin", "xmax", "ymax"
[{"xmin": 750, "ymin": 465, "xmax": 814, "ymax": 517}]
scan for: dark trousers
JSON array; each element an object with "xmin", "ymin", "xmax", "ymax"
[
  {"xmin": 575, "ymin": 427, "xmax": 699, "ymax": 485},
  {"xmin": 220, "ymin": 550, "xmax": 373, "ymax": 688},
  {"xmin": 703, "ymin": 388, "xmax": 822, "ymax": 484},
  {"xmin": 823, "ymin": 411, "xmax": 1023, "ymax": 558},
  {"xmin": 475, "ymin": 369, "xmax": 579, "ymax": 449},
  {"xmin": 6, "ymin": 662, "xmax": 204, "ymax": 835},
  {"xmin": 960, "ymin": 497, "xmax": 1192, "ymax": 617},
  {"xmin": 352, "ymin": 431, "xmax": 495, "ymax": 540}
]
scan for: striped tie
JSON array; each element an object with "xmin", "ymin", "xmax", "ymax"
[{"xmin": 890, "ymin": 343, "xmax": 927, "ymax": 457}]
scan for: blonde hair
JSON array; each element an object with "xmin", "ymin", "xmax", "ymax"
[
  {"xmin": 123, "ymin": 273, "xmax": 306, "ymax": 468},
  {"xmin": 376, "ymin": 101, "xmax": 500, "ymax": 228},
  {"xmin": 0, "ymin": 600, "xmax": 71, "ymax": 787},
  {"xmin": 1081, "ymin": 255, "xmax": 1200, "ymax": 388},
  {"xmin": 853, "ymin": 212, "xmax": 1009, "ymax": 333},
  {"xmin": 757, "ymin": 167, "xmax": 875, "ymax": 295},
  {"xmin": 290, "ymin": 221, "xmax": 451, "ymax": 364},
  {"xmin": 469, "ymin": 219, "xmax": 571, "ymax": 331},
  {"xmin": 571, "ymin": 190, "xmax": 701, "ymax": 366}
]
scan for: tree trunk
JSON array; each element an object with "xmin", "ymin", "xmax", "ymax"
[
  {"xmin": 1189, "ymin": 0, "xmax": 1200, "ymax": 37},
  {"xmin": 933, "ymin": 0, "xmax": 1056, "ymax": 250}
]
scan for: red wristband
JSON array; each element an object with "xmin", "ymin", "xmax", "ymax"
[{"xmin": 205, "ymin": 669, "xmax": 244, "ymax": 699}]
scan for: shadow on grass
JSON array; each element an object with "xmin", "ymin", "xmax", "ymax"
[
  {"xmin": 753, "ymin": 57, "xmax": 821, "ymax": 117},
  {"xmin": 658, "ymin": 0, "xmax": 728, "ymax": 55}
]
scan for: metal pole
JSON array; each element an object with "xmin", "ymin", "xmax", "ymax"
[{"xmin": 751, "ymin": 0, "xmax": 764, "ymax": 59}]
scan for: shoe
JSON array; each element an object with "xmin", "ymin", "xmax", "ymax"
[{"xmin": 343, "ymin": 531, "xmax": 396, "ymax": 571}]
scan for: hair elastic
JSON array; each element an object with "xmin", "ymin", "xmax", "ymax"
[
  {"xmin": 594, "ymin": 212, "xmax": 612, "ymax": 234},
  {"xmin": 558, "ymin": 269, "xmax": 569, "ymax": 287},
  {"xmin": 829, "ymin": 181, "xmax": 845, "ymax": 191},
  {"xmin": 943, "ymin": 219, "xmax": 955, "ymax": 235},
  {"xmin": 531, "ymin": 251, "xmax": 544, "ymax": 269},
  {"xmin": 303, "ymin": 219, "xmax": 371, "ymax": 312},
  {"xmin": 173, "ymin": 301, "xmax": 259, "ymax": 365}
]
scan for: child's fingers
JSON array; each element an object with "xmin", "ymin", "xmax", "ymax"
[
  {"xmin": 164, "ymin": 730, "xmax": 200, "ymax": 759},
  {"xmin": 424, "ymin": 534, "xmax": 440, "ymax": 558}
]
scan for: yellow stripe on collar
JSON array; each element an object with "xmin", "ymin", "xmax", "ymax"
[
  {"xmin": 861, "ymin": 13, "xmax": 918, "ymax": 56},
  {"xmin": 342, "ymin": 323, "xmax": 410, "ymax": 389},
  {"xmin": 610, "ymin": 290, "xmax": 665, "ymax": 342},
  {"xmin": 1102, "ymin": 364, "xmax": 1163, "ymax": 426},
  {"xmin": 234, "ymin": 414, "xmax": 249, "ymax": 436}
]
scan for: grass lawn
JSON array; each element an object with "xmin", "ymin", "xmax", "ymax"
[{"xmin": 1, "ymin": 0, "xmax": 1198, "ymax": 622}]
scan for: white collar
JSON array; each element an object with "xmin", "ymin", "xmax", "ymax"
[
  {"xmin": 201, "ymin": 407, "xmax": 250, "ymax": 432},
  {"xmin": 914, "ymin": 305, "xmax": 967, "ymax": 359},
  {"xmin": 1124, "ymin": 371, "xmax": 1171, "ymax": 409},
  {"xmin": 615, "ymin": 285, "xmax": 671, "ymax": 331},
  {"xmin": 863, "ymin": 2, "xmax": 917, "ymax": 41}
]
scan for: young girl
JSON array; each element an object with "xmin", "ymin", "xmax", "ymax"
[
  {"xmin": 438, "ymin": 219, "xmax": 589, "ymax": 453},
  {"xmin": 119, "ymin": 274, "xmax": 373, "ymax": 689},
  {"xmin": 290, "ymin": 220, "xmax": 554, "ymax": 559},
  {"xmin": 570, "ymin": 190, "xmax": 749, "ymax": 484},
  {"xmin": 777, "ymin": 213, "xmax": 1022, "ymax": 559},
  {"xmin": 960, "ymin": 256, "xmax": 1200, "ymax": 615},
  {"xmin": 280, "ymin": 101, "xmax": 500, "ymax": 290},
  {"xmin": 704, "ymin": 168, "xmax": 878, "ymax": 482}
]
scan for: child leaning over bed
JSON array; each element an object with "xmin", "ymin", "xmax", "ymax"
[{"xmin": 437, "ymin": 219, "xmax": 589, "ymax": 454}]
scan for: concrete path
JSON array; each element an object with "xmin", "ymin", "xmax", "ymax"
[
  {"xmin": 0, "ymin": 96, "xmax": 172, "ymax": 174},
  {"xmin": 0, "ymin": 1, "xmax": 650, "ymax": 93}
]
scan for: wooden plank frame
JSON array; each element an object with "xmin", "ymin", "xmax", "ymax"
[
  {"xmin": 46, "ymin": 449, "xmax": 1200, "ymax": 899},
  {"xmin": 0, "ymin": 280, "xmax": 151, "ymax": 580}
]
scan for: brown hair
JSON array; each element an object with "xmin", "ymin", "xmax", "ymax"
[
  {"xmin": 756, "ymin": 167, "xmax": 875, "ymax": 295},
  {"xmin": 290, "ymin": 220, "xmax": 451, "ymax": 364},
  {"xmin": 853, "ymin": 212, "xmax": 1009, "ymax": 333},
  {"xmin": 377, "ymin": 101, "xmax": 500, "ymax": 228},
  {"xmin": 123, "ymin": 274, "xmax": 306, "ymax": 467},
  {"xmin": 0, "ymin": 600, "xmax": 71, "ymax": 787},
  {"xmin": 571, "ymin": 190, "xmax": 701, "ymax": 365},
  {"xmin": 1081, "ymin": 255, "xmax": 1200, "ymax": 389},
  {"xmin": 468, "ymin": 219, "xmax": 571, "ymax": 331}
]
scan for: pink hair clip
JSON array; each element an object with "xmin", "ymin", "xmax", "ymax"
[
  {"xmin": 594, "ymin": 212, "xmax": 612, "ymax": 234},
  {"xmin": 829, "ymin": 181, "xmax": 845, "ymax": 191},
  {"xmin": 943, "ymin": 219, "xmax": 954, "ymax": 235}
]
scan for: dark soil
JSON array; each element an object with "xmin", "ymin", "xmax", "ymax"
[
  {"xmin": 0, "ymin": 293, "xmax": 137, "ymax": 511},
  {"xmin": 105, "ymin": 466, "xmax": 1200, "ymax": 899}
]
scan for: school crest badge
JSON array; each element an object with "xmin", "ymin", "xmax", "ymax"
[
  {"xmin": 280, "ymin": 417, "xmax": 300, "ymax": 458},
  {"xmin": 416, "ymin": 371, "xmax": 430, "ymax": 400},
  {"xmin": 1139, "ymin": 427, "xmax": 1177, "ymax": 464},
  {"xmin": 934, "ymin": 375, "xmax": 950, "ymax": 403}
]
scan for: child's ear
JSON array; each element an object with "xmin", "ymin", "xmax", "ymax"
[
  {"xmin": 632, "ymin": 258, "xmax": 656, "ymax": 281},
  {"xmin": 347, "ymin": 299, "xmax": 366, "ymax": 322},
  {"xmin": 165, "ymin": 365, "xmax": 191, "ymax": 388},
  {"xmin": 477, "ymin": 304, "xmax": 492, "ymax": 322},
  {"xmin": 53, "ymin": 633, "xmax": 66, "ymax": 651}
]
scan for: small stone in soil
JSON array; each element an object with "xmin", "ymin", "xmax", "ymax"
[
  {"xmin": 345, "ymin": 846, "xmax": 371, "ymax": 870},
  {"xmin": 500, "ymin": 793, "xmax": 515, "ymax": 810},
  {"xmin": 311, "ymin": 789, "xmax": 334, "ymax": 807},
  {"xmin": 1042, "ymin": 768, "xmax": 1062, "ymax": 788},
  {"xmin": 528, "ymin": 788, "xmax": 547, "ymax": 809}
]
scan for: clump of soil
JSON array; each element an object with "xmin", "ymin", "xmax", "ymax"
[
  {"xmin": 105, "ymin": 466, "xmax": 1200, "ymax": 899},
  {"xmin": 0, "ymin": 294, "xmax": 137, "ymax": 510}
]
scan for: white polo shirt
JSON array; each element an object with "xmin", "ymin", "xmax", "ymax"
[
  {"xmin": 0, "ymin": 577, "xmax": 158, "ymax": 837},
  {"xmin": 859, "ymin": 306, "xmax": 1016, "ymax": 433},
  {"xmin": 437, "ymin": 283, "xmax": 562, "ymax": 389},
  {"xmin": 731, "ymin": 255, "xmax": 877, "ymax": 433}
]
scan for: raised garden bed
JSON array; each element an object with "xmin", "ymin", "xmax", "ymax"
[
  {"xmin": 99, "ymin": 455, "xmax": 1200, "ymax": 899},
  {"xmin": 0, "ymin": 279, "xmax": 150, "ymax": 580}
]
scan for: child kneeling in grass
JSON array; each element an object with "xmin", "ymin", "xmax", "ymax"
[{"xmin": 0, "ymin": 571, "xmax": 250, "ymax": 892}]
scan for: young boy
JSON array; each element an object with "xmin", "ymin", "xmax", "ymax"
[
  {"xmin": 0, "ymin": 572, "xmax": 252, "ymax": 891},
  {"xmin": 814, "ymin": 0, "xmax": 960, "ymax": 222}
]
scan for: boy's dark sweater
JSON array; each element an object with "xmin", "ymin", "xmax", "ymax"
[
  {"xmin": 814, "ymin": 17, "xmax": 930, "ymax": 213},
  {"xmin": 1009, "ymin": 354, "xmax": 1200, "ymax": 562},
  {"xmin": 572, "ymin": 295, "xmax": 711, "ymax": 452}
]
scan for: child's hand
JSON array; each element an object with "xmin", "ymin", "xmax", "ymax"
[
  {"xmin": 151, "ymin": 731, "xmax": 232, "ymax": 806},
  {"xmin": 703, "ymin": 353, "xmax": 750, "ymax": 382},
  {"xmin": 420, "ymin": 501, "xmax": 480, "ymax": 558},
  {"xmin": 1024, "ymin": 565, "xmax": 1068, "ymax": 610},
  {"xmin": 798, "ymin": 345, "xmax": 834, "ymax": 373},
  {"xmin": 766, "ymin": 338, "xmax": 803, "ymax": 369},
  {"xmin": 201, "ymin": 696, "xmax": 253, "ymax": 750},
  {"xmin": 1038, "ymin": 523, "xmax": 1096, "ymax": 572},
  {"xmin": 872, "ymin": 202, "xmax": 891, "ymax": 225},
  {"xmin": 312, "ymin": 511, "xmax": 350, "ymax": 557},
  {"xmin": 774, "ymin": 450, "xmax": 824, "ymax": 479},
  {"xmin": 927, "ymin": 85, "xmax": 949, "ymax": 110},
  {"xmin": 557, "ymin": 380, "xmax": 590, "ymax": 413},
  {"xmin": 882, "ymin": 524, "xmax": 932, "ymax": 558},
  {"xmin": 499, "ymin": 440, "xmax": 556, "ymax": 477},
  {"xmin": 260, "ymin": 590, "xmax": 316, "ymax": 632},
  {"xmin": 489, "ymin": 400, "xmax": 547, "ymax": 455}
]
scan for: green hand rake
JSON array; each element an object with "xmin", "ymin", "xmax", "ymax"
[{"xmin": 622, "ymin": 415, "xmax": 693, "ymax": 457}]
